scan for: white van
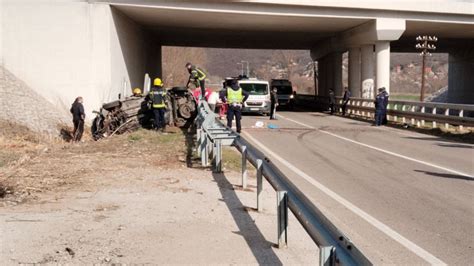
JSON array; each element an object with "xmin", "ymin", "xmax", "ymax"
[{"xmin": 238, "ymin": 78, "xmax": 271, "ymax": 115}]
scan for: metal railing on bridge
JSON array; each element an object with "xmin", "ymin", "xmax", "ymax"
[
  {"xmin": 296, "ymin": 95, "xmax": 474, "ymax": 130},
  {"xmin": 195, "ymin": 100, "xmax": 372, "ymax": 266}
]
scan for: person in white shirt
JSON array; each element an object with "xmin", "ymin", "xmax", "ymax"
[{"xmin": 208, "ymin": 90, "xmax": 219, "ymax": 112}]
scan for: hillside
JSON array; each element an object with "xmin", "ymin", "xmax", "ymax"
[{"xmin": 167, "ymin": 47, "xmax": 449, "ymax": 96}]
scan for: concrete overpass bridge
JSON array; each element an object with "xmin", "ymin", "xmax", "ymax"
[
  {"xmin": 1, "ymin": 1, "xmax": 473, "ymax": 264},
  {"xmin": 1, "ymin": 0, "xmax": 473, "ymax": 117}
]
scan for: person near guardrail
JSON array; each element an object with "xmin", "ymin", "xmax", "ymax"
[
  {"xmin": 220, "ymin": 79, "xmax": 249, "ymax": 133},
  {"xmin": 186, "ymin": 62, "xmax": 207, "ymax": 100},
  {"xmin": 148, "ymin": 78, "xmax": 167, "ymax": 132},
  {"xmin": 329, "ymin": 89, "xmax": 336, "ymax": 115},
  {"xmin": 374, "ymin": 87, "xmax": 388, "ymax": 126},
  {"xmin": 342, "ymin": 87, "xmax": 351, "ymax": 116},
  {"xmin": 382, "ymin": 89, "xmax": 389, "ymax": 125},
  {"xmin": 270, "ymin": 87, "xmax": 279, "ymax": 120}
]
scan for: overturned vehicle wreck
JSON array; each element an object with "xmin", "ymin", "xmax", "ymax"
[{"xmin": 91, "ymin": 87, "xmax": 196, "ymax": 140}]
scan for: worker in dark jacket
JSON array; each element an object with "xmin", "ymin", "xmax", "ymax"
[
  {"xmin": 148, "ymin": 78, "xmax": 167, "ymax": 132},
  {"xmin": 382, "ymin": 89, "xmax": 389, "ymax": 125},
  {"xmin": 220, "ymin": 79, "xmax": 249, "ymax": 133},
  {"xmin": 342, "ymin": 87, "xmax": 351, "ymax": 116},
  {"xmin": 329, "ymin": 89, "xmax": 336, "ymax": 115},
  {"xmin": 70, "ymin": 96, "xmax": 85, "ymax": 142},
  {"xmin": 270, "ymin": 87, "xmax": 278, "ymax": 120},
  {"xmin": 186, "ymin": 62, "xmax": 207, "ymax": 100},
  {"xmin": 374, "ymin": 87, "xmax": 388, "ymax": 126}
]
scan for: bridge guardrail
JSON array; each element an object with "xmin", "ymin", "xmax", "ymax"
[
  {"xmin": 195, "ymin": 100, "xmax": 372, "ymax": 266},
  {"xmin": 296, "ymin": 95, "xmax": 474, "ymax": 130}
]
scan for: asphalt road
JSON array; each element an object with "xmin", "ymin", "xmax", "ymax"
[{"xmin": 237, "ymin": 111, "xmax": 473, "ymax": 265}]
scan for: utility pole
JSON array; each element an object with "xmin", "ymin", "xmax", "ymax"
[
  {"xmin": 415, "ymin": 35, "xmax": 437, "ymax": 102},
  {"xmin": 241, "ymin": 60, "xmax": 249, "ymax": 77}
]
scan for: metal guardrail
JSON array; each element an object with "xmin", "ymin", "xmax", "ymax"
[
  {"xmin": 296, "ymin": 95, "xmax": 474, "ymax": 130},
  {"xmin": 195, "ymin": 100, "xmax": 372, "ymax": 266}
]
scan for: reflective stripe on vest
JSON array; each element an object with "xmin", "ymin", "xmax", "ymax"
[
  {"xmin": 150, "ymin": 89, "xmax": 166, "ymax": 108},
  {"xmin": 227, "ymin": 88, "xmax": 243, "ymax": 104},
  {"xmin": 194, "ymin": 68, "xmax": 207, "ymax": 81}
]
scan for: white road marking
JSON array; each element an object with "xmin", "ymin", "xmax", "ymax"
[
  {"xmin": 278, "ymin": 114, "xmax": 474, "ymax": 179},
  {"xmin": 242, "ymin": 131, "xmax": 447, "ymax": 265}
]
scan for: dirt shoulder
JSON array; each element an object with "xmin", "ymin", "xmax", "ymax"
[{"xmin": 0, "ymin": 123, "xmax": 315, "ymax": 264}]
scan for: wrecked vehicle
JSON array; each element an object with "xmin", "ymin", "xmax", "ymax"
[{"xmin": 91, "ymin": 87, "xmax": 196, "ymax": 140}]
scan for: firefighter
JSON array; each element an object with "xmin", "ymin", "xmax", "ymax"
[
  {"xmin": 186, "ymin": 62, "xmax": 207, "ymax": 100},
  {"xmin": 220, "ymin": 79, "xmax": 249, "ymax": 133},
  {"xmin": 132, "ymin": 88, "xmax": 142, "ymax": 97},
  {"xmin": 148, "ymin": 78, "xmax": 167, "ymax": 132}
]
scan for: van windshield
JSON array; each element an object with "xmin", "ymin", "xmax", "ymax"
[
  {"xmin": 275, "ymin": 86, "xmax": 292, "ymax": 95},
  {"xmin": 240, "ymin": 83, "xmax": 268, "ymax": 95}
]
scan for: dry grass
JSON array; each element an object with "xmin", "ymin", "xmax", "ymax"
[{"xmin": 0, "ymin": 122, "xmax": 187, "ymax": 204}]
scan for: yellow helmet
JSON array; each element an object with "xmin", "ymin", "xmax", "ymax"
[
  {"xmin": 154, "ymin": 78, "xmax": 163, "ymax": 87},
  {"xmin": 133, "ymin": 88, "xmax": 142, "ymax": 95}
]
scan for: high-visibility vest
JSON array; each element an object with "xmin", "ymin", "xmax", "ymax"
[
  {"xmin": 227, "ymin": 87, "xmax": 243, "ymax": 104},
  {"xmin": 192, "ymin": 67, "xmax": 207, "ymax": 81},
  {"xmin": 149, "ymin": 87, "xmax": 166, "ymax": 108}
]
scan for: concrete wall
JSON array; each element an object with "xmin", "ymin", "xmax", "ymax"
[{"xmin": 1, "ymin": 0, "xmax": 148, "ymax": 122}]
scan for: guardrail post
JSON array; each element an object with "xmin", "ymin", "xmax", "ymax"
[
  {"xmin": 445, "ymin": 108, "xmax": 450, "ymax": 129},
  {"xmin": 401, "ymin": 105, "xmax": 406, "ymax": 124},
  {"xmin": 320, "ymin": 246, "xmax": 336, "ymax": 266},
  {"xmin": 201, "ymin": 135, "xmax": 208, "ymax": 167},
  {"xmin": 256, "ymin": 159, "xmax": 263, "ymax": 212},
  {"xmin": 241, "ymin": 146, "xmax": 247, "ymax": 189},
  {"xmin": 432, "ymin": 107, "xmax": 437, "ymax": 128},
  {"xmin": 421, "ymin": 106, "xmax": 425, "ymax": 127},
  {"xmin": 196, "ymin": 129, "xmax": 201, "ymax": 157},
  {"xmin": 459, "ymin": 110, "xmax": 464, "ymax": 131},
  {"xmin": 410, "ymin": 105, "xmax": 416, "ymax": 126},
  {"xmin": 277, "ymin": 190, "xmax": 288, "ymax": 249},
  {"xmin": 213, "ymin": 140, "xmax": 222, "ymax": 173},
  {"xmin": 393, "ymin": 104, "xmax": 398, "ymax": 122}
]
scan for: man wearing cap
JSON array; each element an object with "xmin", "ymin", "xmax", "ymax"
[{"xmin": 220, "ymin": 79, "xmax": 249, "ymax": 133}]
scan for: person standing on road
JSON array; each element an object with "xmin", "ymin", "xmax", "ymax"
[
  {"xmin": 186, "ymin": 62, "xmax": 207, "ymax": 100},
  {"xmin": 148, "ymin": 78, "xmax": 167, "ymax": 132},
  {"xmin": 270, "ymin": 87, "xmax": 278, "ymax": 120},
  {"xmin": 342, "ymin": 87, "xmax": 351, "ymax": 116},
  {"xmin": 70, "ymin": 96, "xmax": 85, "ymax": 142},
  {"xmin": 220, "ymin": 79, "xmax": 249, "ymax": 133},
  {"xmin": 382, "ymin": 88, "xmax": 389, "ymax": 125},
  {"xmin": 329, "ymin": 89, "xmax": 336, "ymax": 115},
  {"xmin": 374, "ymin": 87, "xmax": 388, "ymax": 126}
]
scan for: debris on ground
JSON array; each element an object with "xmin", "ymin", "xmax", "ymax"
[{"xmin": 91, "ymin": 87, "xmax": 196, "ymax": 140}]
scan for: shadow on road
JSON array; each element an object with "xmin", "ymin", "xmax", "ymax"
[
  {"xmin": 414, "ymin": 170, "xmax": 473, "ymax": 181},
  {"xmin": 212, "ymin": 172, "xmax": 282, "ymax": 265},
  {"xmin": 437, "ymin": 143, "xmax": 473, "ymax": 149}
]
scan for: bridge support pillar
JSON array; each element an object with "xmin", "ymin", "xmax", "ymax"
[
  {"xmin": 361, "ymin": 44, "xmax": 374, "ymax": 99},
  {"xmin": 447, "ymin": 48, "xmax": 474, "ymax": 104},
  {"xmin": 375, "ymin": 41, "xmax": 391, "ymax": 94},
  {"xmin": 348, "ymin": 47, "xmax": 361, "ymax": 98}
]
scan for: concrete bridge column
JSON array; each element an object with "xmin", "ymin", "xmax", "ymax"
[
  {"xmin": 447, "ymin": 48, "xmax": 474, "ymax": 104},
  {"xmin": 318, "ymin": 56, "xmax": 328, "ymax": 96},
  {"xmin": 331, "ymin": 52, "xmax": 343, "ymax": 96},
  {"xmin": 348, "ymin": 47, "xmax": 361, "ymax": 97},
  {"xmin": 375, "ymin": 41, "xmax": 391, "ymax": 94},
  {"xmin": 361, "ymin": 44, "xmax": 374, "ymax": 99}
]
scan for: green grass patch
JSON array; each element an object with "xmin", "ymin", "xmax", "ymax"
[{"xmin": 222, "ymin": 147, "xmax": 242, "ymax": 172}]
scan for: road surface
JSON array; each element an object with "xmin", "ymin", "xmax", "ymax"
[{"xmin": 238, "ymin": 111, "xmax": 473, "ymax": 265}]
